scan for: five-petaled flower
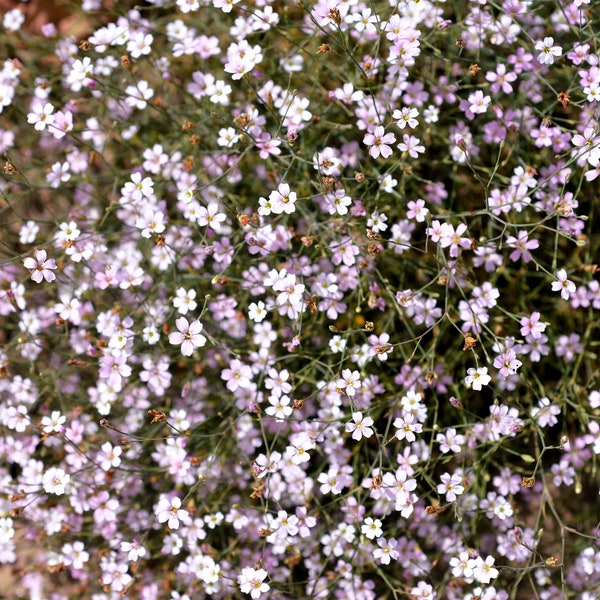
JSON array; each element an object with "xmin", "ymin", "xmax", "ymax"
[
  {"xmin": 437, "ymin": 472, "xmax": 465, "ymax": 502},
  {"xmin": 363, "ymin": 126, "xmax": 396, "ymax": 159},
  {"xmin": 168, "ymin": 317, "xmax": 207, "ymax": 356},
  {"xmin": 464, "ymin": 366, "xmax": 492, "ymax": 391},
  {"xmin": 23, "ymin": 249, "xmax": 57, "ymax": 283},
  {"xmin": 336, "ymin": 369, "xmax": 362, "ymax": 396},
  {"xmin": 551, "ymin": 269, "xmax": 576, "ymax": 300},
  {"xmin": 535, "ymin": 37, "xmax": 562, "ymax": 65},
  {"xmin": 345, "ymin": 411, "xmax": 375, "ymax": 441},
  {"xmin": 238, "ymin": 567, "xmax": 270, "ymax": 598},
  {"xmin": 155, "ymin": 495, "xmax": 189, "ymax": 529}
]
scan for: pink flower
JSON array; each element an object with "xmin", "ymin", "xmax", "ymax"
[
  {"xmin": 505, "ymin": 231, "xmax": 539, "ymax": 263},
  {"xmin": 493, "ymin": 349, "xmax": 522, "ymax": 378},
  {"xmin": 363, "ymin": 126, "xmax": 396, "ymax": 159},
  {"xmin": 397, "ymin": 133, "xmax": 425, "ymax": 158},
  {"xmin": 467, "ymin": 90, "xmax": 491, "ymax": 115},
  {"xmin": 520, "ymin": 311, "xmax": 547, "ymax": 339},
  {"xmin": 255, "ymin": 132, "xmax": 281, "ymax": 159},
  {"xmin": 168, "ymin": 317, "xmax": 207, "ymax": 356},
  {"xmin": 23, "ymin": 249, "xmax": 57, "ymax": 283}
]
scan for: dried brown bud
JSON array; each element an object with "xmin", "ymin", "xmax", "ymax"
[
  {"xmin": 183, "ymin": 157, "xmax": 194, "ymax": 172},
  {"xmin": 545, "ymin": 556, "xmax": 558, "ymax": 567},
  {"xmin": 238, "ymin": 214, "xmax": 251, "ymax": 227},
  {"xmin": 120, "ymin": 55, "xmax": 131, "ymax": 70},
  {"xmin": 525, "ymin": 166, "xmax": 537, "ymax": 177},
  {"xmin": 367, "ymin": 243, "xmax": 381, "ymax": 254},
  {"xmin": 155, "ymin": 234, "xmax": 166, "ymax": 247},
  {"xmin": 375, "ymin": 344, "xmax": 392, "ymax": 355},
  {"xmin": 513, "ymin": 527, "xmax": 523, "ymax": 543},
  {"xmin": 521, "ymin": 476, "xmax": 535, "ymax": 488},
  {"xmin": 355, "ymin": 172, "xmax": 364, "ymax": 182},
  {"xmin": 250, "ymin": 482, "xmax": 264, "ymax": 499},
  {"xmin": 292, "ymin": 398, "xmax": 305, "ymax": 410},
  {"xmin": 327, "ymin": 7, "xmax": 341, "ymax": 25},
  {"xmin": 426, "ymin": 505, "xmax": 444, "ymax": 514},
  {"xmin": 3, "ymin": 161, "xmax": 15, "ymax": 175},
  {"xmin": 557, "ymin": 91, "xmax": 570, "ymax": 108},
  {"xmin": 79, "ymin": 40, "xmax": 91, "ymax": 51},
  {"xmin": 456, "ymin": 37, "xmax": 466, "ymax": 48},
  {"xmin": 463, "ymin": 335, "xmax": 477, "ymax": 351},
  {"xmin": 190, "ymin": 134, "xmax": 200, "ymax": 146},
  {"xmin": 148, "ymin": 409, "xmax": 167, "ymax": 424},
  {"xmin": 234, "ymin": 113, "xmax": 250, "ymax": 128},
  {"xmin": 306, "ymin": 295, "xmax": 318, "ymax": 313},
  {"xmin": 317, "ymin": 43, "xmax": 331, "ymax": 54},
  {"xmin": 468, "ymin": 64, "xmax": 481, "ymax": 76},
  {"xmin": 364, "ymin": 321, "xmax": 374, "ymax": 332}
]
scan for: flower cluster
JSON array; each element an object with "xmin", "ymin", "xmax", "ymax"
[{"xmin": 1, "ymin": 1, "xmax": 600, "ymax": 599}]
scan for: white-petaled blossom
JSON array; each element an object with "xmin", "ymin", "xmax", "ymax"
[
  {"xmin": 238, "ymin": 567, "xmax": 270, "ymax": 598},
  {"xmin": 361, "ymin": 517, "xmax": 383, "ymax": 540},
  {"xmin": 437, "ymin": 472, "xmax": 465, "ymax": 502},
  {"xmin": 155, "ymin": 495, "xmax": 189, "ymax": 529},
  {"xmin": 345, "ymin": 411, "xmax": 375, "ymax": 441},
  {"xmin": 248, "ymin": 301, "xmax": 267, "ymax": 322},
  {"xmin": 40, "ymin": 410, "xmax": 66, "ymax": 434},
  {"xmin": 464, "ymin": 366, "xmax": 492, "ymax": 391},
  {"xmin": 535, "ymin": 37, "xmax": 562, "ymax": 65},
  {"xmin": 43, "ymin": 467, "xmax": 70, "ymax": 495},
  {"xmin": 551, "ymin": 269, "xmax": 576, "ymax": 300}
]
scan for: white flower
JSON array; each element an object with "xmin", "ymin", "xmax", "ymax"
[
  {"xmin": 155, "ymin": 495, "xmax": 189, "ymax": 529},
  {"xmin": 345, "ymin": 411, "xmax": 375, "ymax": 441},
  {"xmin": 248, "ymin": 301, "xmax": 267, "ymax": 322},
  {"xmin": 535, "ymin": 37, "xmax": 562, "ymax": 65},
  {"xmin": 40, "ymin": 410, "xmax": 66, "ymax": 434},
  {"xmin": 464, "ymin": 366, "xmax": 492, "ymax": 391},
  {"xmin": 551, "ymin": 269, "xmax": 576, "ymax": 300},
  {"xmin": 437, "ymin": 472, "xmax": 465, "ymax": 502},
  {"xmin": 361, "ymin": 517, "xmax": 383, "ymax": 540},
  {"xmin": 43, "ymin": 467, "xmax": 70, "ymax": 495},
  {"xmin": 471, "ymin": 555, "xmax": 499, "ymax": 584}
]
